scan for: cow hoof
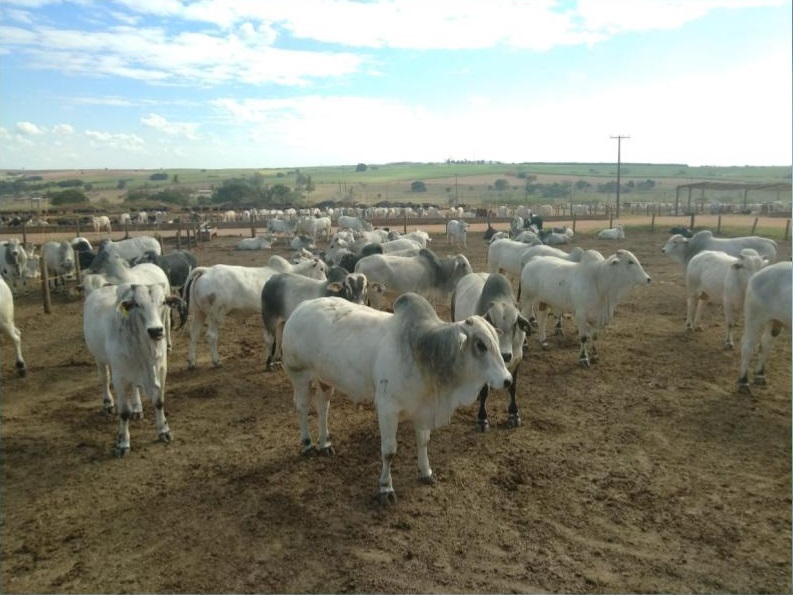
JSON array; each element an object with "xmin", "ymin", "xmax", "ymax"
[
  {"xmin": 187, "ymin": 362, "xmax": 196, "ymax": 371},
  {"xmin": 115, "ymin": 445, "xmax": 130, "ymax": 458},
  {"xmin": 317, "ymin": 445, "xmax": 335, "ymax": 456},
  {"xmin": 131, "ymin": 411, "xmax": 143, "ymax": 421},
  {"xmin": 753, "ymin": 376, "xmax": 767, "ymax": 386},
  {"xmin": 15, "ymin": 362, "xmax": 26, "ymax": 377},
  {"xmin": 159, "ymin": 431, "xmax": 172, "ymax": 443},
  {"xmin": 212, "ymin": 361, "xmax": 222, "ymax": 368},
  {"xmin": 578, "ymin": 358, "xmax": 590, "ymax": 368},
  {"xmin": 477, "ymin": 419, "xmax": 489, "ymax": 432},
  {"xmin": 301, "ymin": 444, "xmax": 315, "ymax": 457},
  {"xmin": 419, "ymin": 472, "xmax": 437, "ymax": 486},
  {"xmin": 737, "ymin": 382, "xmax": 751, "ymax": 395},
  {"xmin": 508, "ymin": 414, "xmax": 521, "ymax": 428},
  {"xmin": 540, "ymin": 342, "xmax": 550, "ymax": 350},
  {"xmin": 378, "ymin": 491, "xmax": 397, "ymax": 507}
]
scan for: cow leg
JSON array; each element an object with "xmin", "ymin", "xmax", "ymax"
[
  {"xmin": 187, "ymin": 309, "xmax": 205, "ymax": 369},
  {"xmin": 263, "ymin": 325, "xmax": 278, "ymax": 370},
  {"xmin": 315, "ymin": 383, "xmax": 334, "ymax": 455},
  {"xmin": 692, "ymin": 295, "xmax": 708, "ymax": 331},
  {"xmin": 507, "ymin": 365, "xmax": 521, "ymax": 427},
  {"xmin": 578, "ymin": 334, "xmax": 591, "ymax": 367},
  {"xmin": 114, "ymin": 380, "xmax": 134, "ymax": 457},
  {"xmin": 164, "ymin": 308, "xmax": 173, "ymax": 352},
  {"xmin": 206, "ymin": 314, "xmax": 222, "ymax": 367},
  {"xmin": 536, "ymin": 304, "xmax": 550, "ymax": 348},
  {"xmin": 753, "ymin": 323, "xmax": 782, "ymax": 386},
  {"xmin": 377, "ymin": 409, "xmax": 399, "ymax": 506},
  {"xmin": 476, "ymin": 384, "xmax": 490, "ymax": 431},
  {"xmin": 98, "ymin": 362, "xmax": 114, "ymax": 413},
  {"xmin": 414, "ymin": 427, "xmax": 435, "ymax": 485},
  {"xmin": 5, "ymin": 323, "xmax": 26, "ymax": 377},
  {"xmin": 130, "ymin": 387, "xmax": 144, "ymax": 420},
  {"xmin": 738, "ymin": 318, "xmax": 763, "ymax": 393},
  {"xmin": 291, "ymin": 373, "xmax": 315, "ymax": 454},
  {"xmin": 553, "ymin": 313, "xmax": 563, "ymax": 336},
  {"xmin": 685, "ymin": 294, "xmax": 697, "ymax": 331},
  {"xmin": 150, "ymin": 372, "xmax": 171, "ymax": 443}
]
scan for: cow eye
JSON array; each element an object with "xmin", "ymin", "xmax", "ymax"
[{"xmin": 475, "ymin": 338, "xmax": 487, "ymax": 353}]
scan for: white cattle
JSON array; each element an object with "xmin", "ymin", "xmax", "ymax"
[
  {"xmin": 598, "ymin": 224, "xmax": 625, "ymax": 240},
  {"xmin": 97, "ymin": 236, "xmax": 162, "ymax": 263},
  {"xmin": 92, "ymin": 215, "xmax": 112, "ymax": 233},
  {"xmin": 295, "ymin": 216, "xmax": 332, "ymax": 242},
  {"xmin": 513, "ymin": 230, "xmax": 542, "ymax": 245},
  {"xmin": 337, "ymin": 215, "xmax": 372, "ymax": 232},
  {"xmin": 737, "ymin": 261, "xmax": 792, "ymax": 393},
  {"xmin": 354, "ymin": 249, "xmax": 472, "ymax": 306},
  {"xmin": 41, "ymin": 240, "xmax": 76, "ymax": 289},
  {"xmin": 289, "ymin": 235, "xmax": 316, "ymax": 252},
  {"xmin": 376, "ymin": 238, "xmax": 423, "ymax": 253},
  {"xmin": 519, "ymin": 249, "xmax": 651, "ymax": 366},
  {"xmin": 446, "ymin": 219, "xmax": 469, "ymax": 248},
  {"xmin": 451, "ymin": 272, "xmax": 532, "ymax": 430},
  {"xmin": 281, "ymin": 292, "xmax": 513, "ymax": 505},
  {"xmin": 402, "ymin": 230, "xmax": 431, "ymax": 248},
  {"xmin": 183, "ymin": 258, "xmax": 328, "ymax": 369},
  {"xmin": 661, "ymin": 230, "xmax": 777, "ymax": 269},
  {"xmin": 83, "ymin": 283, "xmax": 181, "ymax": 456},
  {"xmin": 266, "ymin": 218, "xmax": 297, "ymax": 237},
  {"xmin": 261, "ymin": 268, "xmax": 378, "ymax": 369},
  {"xmin": 684, "ymin": 249, "xmax": 767, "ymax": 348},
  {"xmin": 487, "ymin": 238, "xmax": 539, "ymax": 282},
  {"xmin": 1, "ymin": 238, "xmax": 29, "ymax": 288},
  {"xmin": 84, "ymin": 250, "xmax": 176, "ymax": 348},
  {"xmin": 0, "ymin": 276, "xmax": 26, "ymax": 377},
  {"xmin": 236, "ymin": 236, "xmax": 273, "ymax": 251}
]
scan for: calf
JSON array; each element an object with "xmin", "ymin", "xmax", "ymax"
[
  {"xmin": 281, "ymin": 292, "xmax": 512, "ymax": 505},
  {"xmin": 737, "ymin": 261, "xmax": 791, "ymax": 393},
  {"xmin": 83, "ymin": 283, "xmax": 182, "ymax": 456},
  {"xmin": 451, "ymin": 273, "xmax": 531, "ymax": 430},
  {"xmin": 446, "ymin": 219, "xmax": 469, "ymax": 248},
  {"xmin": 41, "ymin": 240, "xmax": 76, "ymax": 290}
]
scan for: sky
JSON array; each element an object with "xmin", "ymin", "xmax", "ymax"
[{"xmin": 0, "ymin": 0, "xmax": 791, "ymax": 170}]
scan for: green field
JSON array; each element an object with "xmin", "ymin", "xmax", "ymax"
[{"xmin": 1, "ymin": 162, "xmax": 790, "ymax": 213}]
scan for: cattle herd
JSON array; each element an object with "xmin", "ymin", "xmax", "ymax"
[{"xmin": 1, "ymin": 215, "xmax": 789, "ymax": 509}]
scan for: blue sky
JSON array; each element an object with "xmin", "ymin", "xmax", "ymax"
[{"xmin": 0, "ymin": 0, "xmax": 790, "ymax": 170}]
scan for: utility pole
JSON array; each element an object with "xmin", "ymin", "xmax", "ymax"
[{"xmin": 610, "ymin": 135, "xmax": 630, "ymax": 219}]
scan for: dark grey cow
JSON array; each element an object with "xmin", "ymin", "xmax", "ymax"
[
  {"xmin": 452, "ymin": 272, "xmax": 532, "ymax": 430},
  {"xmin": 132, "ymin": 250, "xmax": 198, "ymax": 291},
  {"xmin": 260, "ymin": 266, "xmax": 378, "ymax": 369}
]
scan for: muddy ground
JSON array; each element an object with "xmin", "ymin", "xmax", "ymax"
[{"xmin": 1, "ymin": 222, "xmax": 791, "ymax": 593}]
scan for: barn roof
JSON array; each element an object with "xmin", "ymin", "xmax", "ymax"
[{"xmin": 676, "ymin": 181, "xmax": 792, "ymax": 193}]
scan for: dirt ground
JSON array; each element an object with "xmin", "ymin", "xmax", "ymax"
[{"xmin": 1, "ymin": 220, "xmax": 791, "ymax": 594}]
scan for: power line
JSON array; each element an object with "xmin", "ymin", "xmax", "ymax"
[{"xmin": 610, "ymin": 135, "xmax": 630, "ymax": 219}]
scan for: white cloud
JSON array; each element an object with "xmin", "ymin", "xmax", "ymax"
[
  {"xmin": 85, "ymin": 129, "xmax": 146, "ymax": 152},
  {"xmin": 141, "ymin": 113, "xmax": 199, "ymax": 140},
  {"xmin": 16, "ymin": 121, "xmax": 46, "ymax": 135},
  {"xmin": 53, "ymin": 123, "xmax": 74, "ymax": 135}
]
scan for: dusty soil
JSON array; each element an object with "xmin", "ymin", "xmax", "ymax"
[{"xmin": 1, "ymin": 222, "xmax": 791, "ymax": 594}]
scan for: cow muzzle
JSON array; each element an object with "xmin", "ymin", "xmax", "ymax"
[
  {"xmin": 147, "ymin": 327, "xmax": 165, "ymax": 340},
  {"xmin": 501, "ymin": 353, "xmax": 512, "ymax": 364}
]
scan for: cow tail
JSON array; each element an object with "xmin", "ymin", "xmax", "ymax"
[{"xmin": 181, "ymin": 266, "xmax": 207, "ymax": 328}]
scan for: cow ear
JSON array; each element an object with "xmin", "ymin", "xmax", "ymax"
[
  {"xmin": 326, "ymin": 282, "xmax": 344, "ymax": 295},
  {"xmin": 731, "ymin": 262, "xmax": 743, "ymax": 270},
  {"xmin": 517, "ymin": 314, "xmax": 533, "ymax": 334}
]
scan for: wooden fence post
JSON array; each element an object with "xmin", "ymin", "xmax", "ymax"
[
  {"xmin": 22, "ymin": 221, "xmax": 28, "ymax": 245},
  {"xmin": 784, "ymin": 219, "xmax": 790, "ymax": 242},
  {"xmin": 571, "ymin": 214, "xmax": 577, "ymax": 233},
  {"xmin": 689, "ymin": 213, "xmax": 695, "ymax": 230},
  {"xmin": 40, "ymin": 257, "xmax": 51, "ymax": 314},
  {"xmin": 176, "ymin": 220, "xmax": 182, "ymax": 250},
  {"xmin": 717, "ymin": 215, "xmax": 722, "ymax": 234},
  {"xmin": 751, "ymin": 217, "xmax": 759, "ymax": 234},
  {"xmin": 650, "ymin": 213, "xmax": 656, "ymax": 232}
]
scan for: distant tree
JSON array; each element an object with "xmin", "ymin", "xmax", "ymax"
[
  {"xmin": 48, "ymin": 188, "xmax": 87, "ymax": 205},
  {"xmin": 149, "ymin": 172, "xmax": 168, "ymax": 181},
  {"xmin": 355, "ymin": 163, "xmax": 368, "ymax": 172},
  {"xmin": 172, "ymin": 174, "xmax": 179, "ymax": 184},
  {"xmin": 493, "ymin": 178, "xmax": 509, "ymax": 191},
  {"xmin": 56, "ymin": 179, "xmax": 84, "ymax": 188},
  {"xmin": 116, "ymin": 179, "xmax": 128, "ymax": 190},
  {"xmin": 411, "ymin": 180, "xmax": 427, "ymax": 192}
]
